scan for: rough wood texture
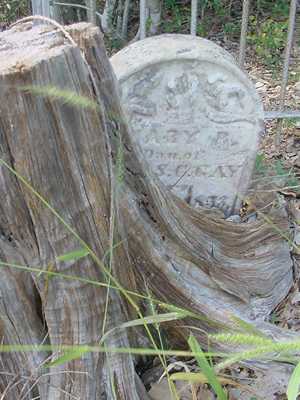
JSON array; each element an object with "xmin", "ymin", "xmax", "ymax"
[
  {"xmin": 0, "ymin": 22, "xmax": 146, "ymax": 400},
  {"xmin": 0, "ymin": 22, "xmax": 296, "ymax": 399}
]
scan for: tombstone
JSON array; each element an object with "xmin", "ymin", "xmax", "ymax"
[{"xmin": 111, "ymin": 34, "xmax": 264, "ymax": 217}]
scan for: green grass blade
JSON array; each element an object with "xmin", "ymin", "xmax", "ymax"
[
  {"xmin": 170, "ymin": 372, "xmax": 239, "ymax": 386},
  {"xmin": 56, "ymin": 248, "xmax": 90, "ymax": 262},
  {"xmin": 169, "ymin": 380, "xmax": 180, "ymax": 400},
  {"xmin": 144, "ymin": 285, "xmax": 175, "ymax": 398},
  {"xmin": 100, "ymin": 312, "xmax": 187, "ymax": 345},
  {"xmin": 287, "ymin": 360, "xmax": 300, "ymax": 400},
  {"xmin": 19, "ymin": 85, "xmax": 99, "ymax": 111},
  {"xmin": 188, "ymin": 335, "xmax": 227, "ymax": 400},
  {"xmin": 210, "ymin": 333, "xmax": 273, "ymax": 347},
  {"xmin": 170, "ymin": 371, "xmax": 210, "ymax": 384},
  {"xmin": 0, "ymin": 259, "xmax": 212, "ymax": 324},
  {"xmin": 229, "ymin": 315, "xmax": 269, "ymax": 339},
  {"xmin": 214, "ymin": 342, "xmax": 300, "ymax": 372},
  {"xmin": 0, "ymin": 343, "xmax": 225, "ymax": 359},
  {"xmin": 46, "ymin": 346, "xmax": 90, "ymax": 367}
]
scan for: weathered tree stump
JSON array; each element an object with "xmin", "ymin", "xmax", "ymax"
[{"xmin": 0, "ymin": 21, "xmax": 296, "ymax": 399}]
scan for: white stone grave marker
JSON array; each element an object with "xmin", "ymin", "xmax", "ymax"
[{"xmin": 111, "ymin": 34, "xmax": 264, "ymax": 216}]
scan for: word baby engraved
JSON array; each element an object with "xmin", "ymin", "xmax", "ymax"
[{"xmin": 111, "ymin": 34, "xmax": 264, "ymax": 216}]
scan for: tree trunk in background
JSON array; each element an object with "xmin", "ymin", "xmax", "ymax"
[
  {"xmin": 147, "ymin": 0, "xmax": 161, "ymax": 35},
  {"xmin": 31, "ymin": 0, "xmax": 50, "ymax": 17},
  {"xmin": 0, "ymin": 21, "xmax": 296, "ymax": 399},
  {"xmin": 101, "ymin": 0, "xmax": 118, "ymax": 33},
  {"xmin": 239, "ymin": 0, "xmax": 250, "ymax": 68},
  {"xmin": 86, "ymin": 0, "xmax": 97, "ymax": 24}
]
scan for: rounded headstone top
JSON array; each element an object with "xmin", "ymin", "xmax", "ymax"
[
  {"xmin": 111, "ymin": 34, "xmax": 264, "ymax": 216},
  {"xmin": 112, "ymin": 34, "xmax": 254, "ymax": 89}
]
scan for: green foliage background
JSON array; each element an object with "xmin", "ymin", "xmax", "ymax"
[
  {"xmin": 0, "ymin": 0, "xmax": 30, "ymax": 23},
  {"xmin": 0, "ymin": 0, "xmax": 291, "ymax": 66}
]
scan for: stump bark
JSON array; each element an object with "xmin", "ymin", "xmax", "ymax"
[{"xmin": 0, "ymin": 21, "xmax": 296, "ymax": 399}]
